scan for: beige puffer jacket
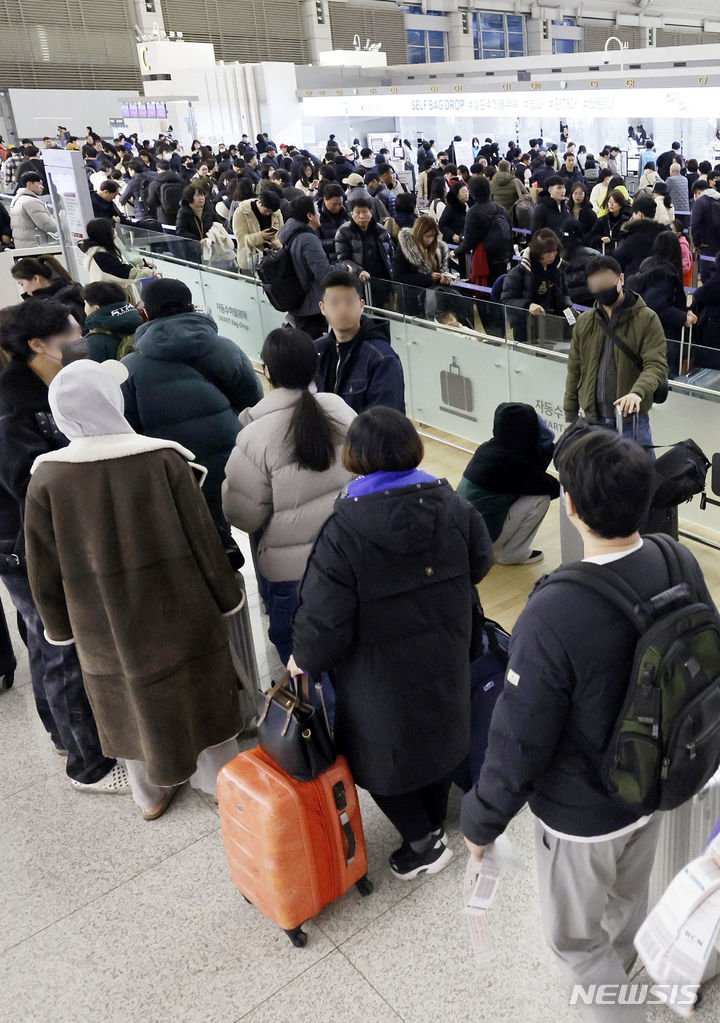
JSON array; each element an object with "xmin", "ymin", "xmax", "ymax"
[
  {"xmin": 232, "ymin": 198, "xmax": 284, "ymax": 270},
  {"xmin": 222, "ymin": 387, "xmax": 356, "ymax": 582}
]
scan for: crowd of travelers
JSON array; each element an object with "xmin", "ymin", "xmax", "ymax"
[
  {"xmin": 3, "ymin": 125, "xmax": 719, "ymax": 371},
  {"xmin": 1, "ymin": 122, "xmax": 720, "ymax": 1021}
]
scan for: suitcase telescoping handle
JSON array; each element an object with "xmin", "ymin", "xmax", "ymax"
[
  {"xmin": 333, "ymin": 781, "xmax": 356, "ymax": 865},
  {"xmin": 614, "ymin": 406, "xmax": 639, "ymax": 442}
]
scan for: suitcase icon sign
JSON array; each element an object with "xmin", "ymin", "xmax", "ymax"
[{"xmin": 440, "ymin": 356, "xmax": 476, "ymax": 422}]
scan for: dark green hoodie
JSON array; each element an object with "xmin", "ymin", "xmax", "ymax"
[{"xmin": 84, "ymin": 301, "xmax": 145, "ymax": 363}]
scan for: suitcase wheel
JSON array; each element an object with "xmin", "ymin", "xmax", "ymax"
[
  {"xmin": 284, "ymin": 925, "xmax": 308, "ymax": 948},
  {"xmin": 355, "ymin": 875, "xmax": 374, "ymax": 897},
  {"xmin": 0, "ymin": 671, "xmax": 14, "ymax": 690}
]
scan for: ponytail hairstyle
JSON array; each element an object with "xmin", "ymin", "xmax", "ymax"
[
  {"xmin": 260, "ymin": 328, "xmax": 341, "ymax": 473},
  {"xmin": 11, "ymin": 254, "xmax": 75, "ymax": 286}
]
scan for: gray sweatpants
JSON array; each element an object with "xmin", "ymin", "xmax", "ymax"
[
  {"xmin": 493, "ymin": 495, "xmax": 551, "ymax": 564},
  {"xmin": 534, "ymin": 815, "xmax": 662, "ymax": 1022},
  {"xmin": 124, "ymin": 737, "xmax": 240, "ymax": 811}
]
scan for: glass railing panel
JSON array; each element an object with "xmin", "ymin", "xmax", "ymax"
[
  {"xmin": 106, "ymin": 232, "xmax": 720, "ymax": 536},
  {"xmin": 197, "ymin": 265, "xmax": 268, "ymax": 365},
  {"xmin": 117, "ymin": 225, "xmax": 206, "ymax": 307},
  {"xmin": 365, "ymin": 275, "xmax": 512, "ymax": 342}
]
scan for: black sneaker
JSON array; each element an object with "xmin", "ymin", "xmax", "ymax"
[
  {"xmin": 388, "ymin": 829, "xmax": 445, "ymax": 869},
  {"xmin": 389, "ymin": 837, "xmax": 453, "ymax": 880}
]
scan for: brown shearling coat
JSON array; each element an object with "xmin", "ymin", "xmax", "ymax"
[{"xmin": 25, "ymin": 436, "xmax": 242, "ymax": 786}]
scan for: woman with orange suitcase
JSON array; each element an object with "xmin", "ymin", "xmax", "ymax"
[{"xmin": 288, "ymin": 407, "xmax": 494, "ymax": 879}]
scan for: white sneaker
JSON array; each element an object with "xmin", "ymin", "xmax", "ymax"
[
  {"xmin": 499, "ymin": 549, "xmax": 544, "ymax": 566},
  {"xmin": 389, "ymin": 837, "xmax": 454, "ymax": 880},
  {"xmin": 70, "ymin": 762, "xmax": 130, "ymax": 794}
]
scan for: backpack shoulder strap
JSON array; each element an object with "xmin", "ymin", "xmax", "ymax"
[
  {"xmin": 644, "ymin": 533, "xmax": 682, "ymax": 586},
  {"xmin": 645, "ymin": 533, "xmax": 700, "ymax": 603},
  {"xmin": 536, "ymin": 562, "xmax": 647, "ymax": 632}
]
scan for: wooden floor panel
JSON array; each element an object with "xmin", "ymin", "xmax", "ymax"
[{"xmin": 419, "ymin": 429, "xmax": 720, "ymax": 631}]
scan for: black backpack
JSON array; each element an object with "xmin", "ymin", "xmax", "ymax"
[
  {"xmin": 652, "ymin": 440, "xmax": 710, "ymax": 509},
  {"xmin": 256, "ymin": 245, "xmax": 305, "ymax": 312},
  {"xmin": 486, "ymin": 205, "xmax": 512, "ymax": 257},
  {"xmin": 536, "ymin": 534, "xmax": 720, "ymax": 814},
  {"xmin": 137, "ymin": 174, "xmax": 152, "ymax": 213},
  {"xmin": 159, "ymin": 179, "xmax": 183, "ymax": 216}
]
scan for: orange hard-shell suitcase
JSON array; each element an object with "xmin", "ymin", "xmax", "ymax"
[{"xmin": 218, "ymin": 747, "xmax": 373, "ymax": 946}]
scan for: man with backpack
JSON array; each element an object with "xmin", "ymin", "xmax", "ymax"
[
  {"xmin": 453, "ymin": 176, "xmax": 511, "ymax": 284},
  {"xmin": 461, "ymin": 428, "xmax": 720, "ymax": 1020},
  {"xmin": 276, "ymin": 196, "xmax": 331, "ymax": 338},
  {"xmin": 118, "ymin": 158, "xmax": 156, "ymax": 220},
  {"xmin": 147, "ymin": 159, "xmax": 184, "ymax": 226}
]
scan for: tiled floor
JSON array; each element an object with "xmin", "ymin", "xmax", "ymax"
[{"xmin": 3, "ymin": 467, "xmax": 720, "ymax": 1021}]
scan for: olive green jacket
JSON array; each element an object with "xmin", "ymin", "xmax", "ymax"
[{"xmin": 564, "ymin": 293, "xmax": 668, "ymax": 422}]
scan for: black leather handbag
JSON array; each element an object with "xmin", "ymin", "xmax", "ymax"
[{"xmin": 256, "ymin": 670, "xmax": 335, "ymax": 782}]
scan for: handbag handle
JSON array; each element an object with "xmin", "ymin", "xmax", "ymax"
[
  {"xmin": 257, "ymin": 670, "xmax": 312, "ymax": 728},
  {"xmin": 283, "ymin": 669, "xmax": 311, "ymax": 704},
  {"xmin": 257, "ymin": 675, "xmax": 291, "ymax": 728}
]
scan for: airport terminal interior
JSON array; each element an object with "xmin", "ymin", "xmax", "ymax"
[{"xmin": 4, "ymin": 1, "xmax": 720, "ymax": 1021}]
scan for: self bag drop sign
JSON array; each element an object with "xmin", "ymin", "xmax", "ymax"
[
  {"xmin": 410, "ymin": 97, "xmax": 467, "ymax": 112},
  {"xmin": 302, "ymin": 87, "xmax": 720, "ymax": 120}
]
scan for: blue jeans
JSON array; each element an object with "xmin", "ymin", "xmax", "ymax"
[
  {"xmin": 595, "ymin": 415, "xmax": 655, "ymax": 458},
  {"xmin": 1, "ymin": 571, "xmax": 116, "ymax": 784},
  {"xmin": 266, "ymin": 579, "xmax": 301, "ymax": 665},
  {"xmin": 264, "ymin": 576, "xmax": 335, "ymax": 728},
  {"xmin": 622, "ymin": 414, "xmax": 655, "ymax": 458}
]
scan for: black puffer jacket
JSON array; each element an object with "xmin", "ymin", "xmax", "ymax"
[
  {"xmin": 461, "ymin": 403, "xmax": 558, "ymax": 498},
  {"xmin": 175, "ymin": 198, "xmax": 218, "ymax": 242},
  {"xmin": 562, "ymin": 243, "xmax": 601, "ymax": 308},
  {"xmin": 588, "ymin": 207, "xmax": 631, "ymax": 253},
  {"xmin": 694, "ymin": 261, "xmax": 720, "ymax": 351},
  {"xmin": 458, "ymin": 403, "xmax": 559, "ymax": 540},
  {"xmin": 501, "ymin": 247, "xmax": 571, "ymax": 313},
  {"xmin": 318, "ymin": 205, "xmax": 350, "ymax": 260},
  {"xmin": 626, "ymin": 256, "xmax": 687, "ymax": 341},
  {"xmin": 334, "ymin": 220, "xmax": 394, "ymax": 278},
  {"xmin": 613, "ymin": 218, "xmax": 669, "ymax": 276},
  {"xmin": 454, "ymin": 200, "xmax": 512, "ymax": 263},
  {"xmin": 292, "ymin": 478, "xmax": 494, "ymax": 794},
  {"xmin": 0, "ymin": 359, "xmax": 68, "ymax": 555},
  {"xmin": 22, "ymin": 278, "xmax": 86, "ymax": 327},
  {"xmin": 438, "ymin": 195, "xmax": 468, "ymax": 245},
  {"xmin": 122, "ymin": 311, "xmax": 262, "ymax": 532},
  {"xmin": 568, "ymin": 201, "xmax": 598, "ymax": 242},
  {"xmin": 530, "ymin": 194, "xmax": 572, "ymax": 235}
]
